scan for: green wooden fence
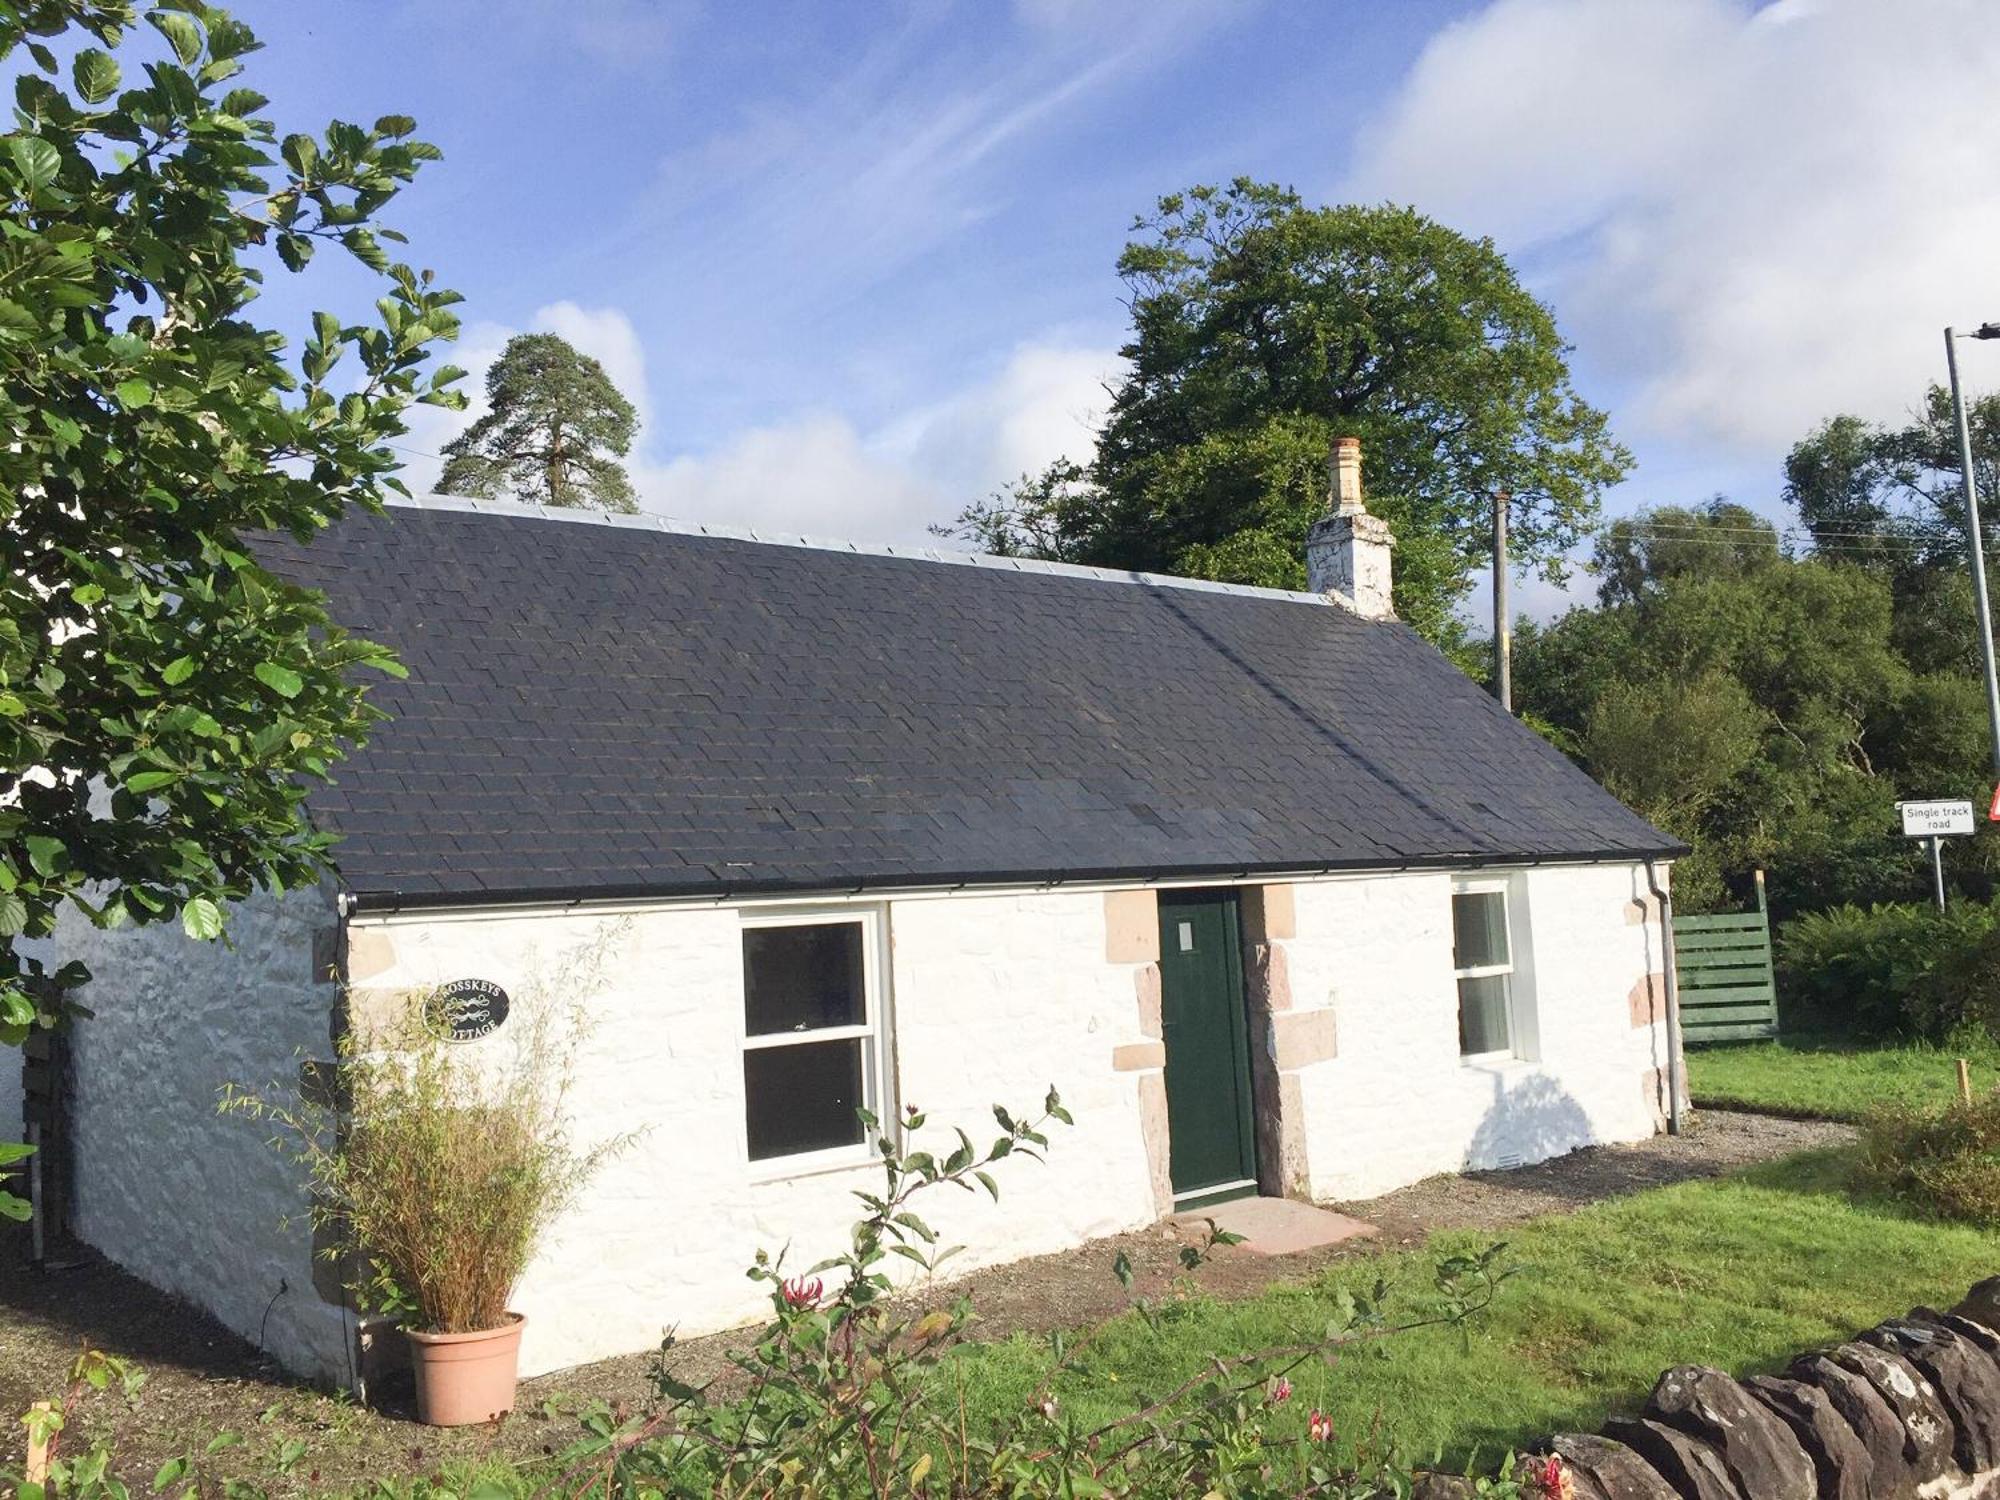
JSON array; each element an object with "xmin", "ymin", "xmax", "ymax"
[{"xmin": 1673, "ymin": 872, "xmax": 1779, "ymax": 1043}]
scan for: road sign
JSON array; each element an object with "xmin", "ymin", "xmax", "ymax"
[{"xmin": 1901, "ymin": 799, "xmax": 1977, "ymax": 838}]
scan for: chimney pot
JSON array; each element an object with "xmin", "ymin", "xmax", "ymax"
[{"xmin": 1305, "ymin": 436, "xmax": 1395, "ymax": 619}]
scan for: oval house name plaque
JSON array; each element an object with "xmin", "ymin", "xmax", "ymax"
[{"xmin": 427, "ymin": 977, "xmax": 510, "ymax": 1042}]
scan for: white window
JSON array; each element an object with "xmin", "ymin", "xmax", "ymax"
[
  {"xmin": 1452, "ymin": 880, "xmax": 1518, "ymax": 1060},
  {"xmin": 740, "ymin": 908, "xmax": 890, "ymax": 1167}
]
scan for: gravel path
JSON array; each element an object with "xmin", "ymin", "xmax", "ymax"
[
  {"xmin": 1344, "ymin": 1108, "xmax": 1856, "ymax": 1246},
  {"xmin": 0, "ymin": 1108, "xmax": 1850, "ymax": 1489}
]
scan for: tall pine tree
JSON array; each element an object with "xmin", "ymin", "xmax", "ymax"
[{"xmin": 439, "ymin": 333, "xmax": 639, "ymax": 512}]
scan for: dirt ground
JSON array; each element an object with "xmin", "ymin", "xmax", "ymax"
[{"xmin": 0, "ymin": 1109, "xmax": 1852, "ymax": 1492}]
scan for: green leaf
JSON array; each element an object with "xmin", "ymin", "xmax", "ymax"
[
  {"xmin": 0, "ymin": 1142, "xmax": 34, "ymax": 1165},
  {"xmin": 0, "ymin": 1190, "xmax": 30, "ymax": 1223},
  {"xmin": 275, "ymin": 231, "xmax": 312, "ymax": 271},
  {"xmin": 23, "ymin": 834, "xmax": 64, "ymax": 876},
  {"xmin": 253, "ymin": 661, "xmax": 303, "ymax": 698},
  {"xmin": 72, "ymin": 49, "xmax": 120, "ymax": 104},
  {"xmin": 7, "ymin": 135, "xmax": 59, "ymax": 191},
  {"xmin": 181, "ymin": 896, "xmax": 224, "ymax": 941},
  {"xmin": 147, "ymin": 10, "xmax": 205, "ymax": 65},
  {"xmin": 0, "ymin": 891, "xmax": 27, "ymax": 936},
  {"xmin": 126, "ymin": 770, "xmax": 178, "ymax": 793},
  {"xmin": 161, "ymin": 656, "xmax": 196, "ymax": 685},
  {"xmin": 280, "ymin": 132, "xmax": 317, "ymax": 177},
  {"xmin": 114, "ymin": 378, "xmax": 153, "ymax": 409}
]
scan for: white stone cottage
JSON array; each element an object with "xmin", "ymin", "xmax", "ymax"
[{"xmin": 27, "ymin": 443, "xmax": 1686, "ymax": 1385}]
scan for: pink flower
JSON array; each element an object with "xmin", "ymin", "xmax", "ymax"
[
  {"xmin": 1307, "ymin": 1409, "xmax": 1334, "ymax": 1443},
  {"xmin": 1269, "ymin": 1377, "xmax": 1293, "ymax": 1405},
  {"xmin": 780, "ymin": 1276, "xmax": 823, "ymax": 1309},
  {"xmin": 1534, "ymin": 1455, "xmax": 1574, "ymax": 1500}
]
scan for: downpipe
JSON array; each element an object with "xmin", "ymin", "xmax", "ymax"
[{"xmin": 1645, "ymin": 858, "xmax": 1686, "ymax": 1136}]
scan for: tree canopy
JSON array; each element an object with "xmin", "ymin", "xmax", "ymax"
[
  {"xmin": 437, "ymin": 332, "xmax": 639, "ymax": 512},
  {"xmin": 945, "ymin": 180, "xmax": 1630, "ymax": 646},
  {"xmin": 0, "ymin": 0, "xmax": 464, "ymax": 1212},
  {"xmin": 1516, "ymin": 402, "xmax": 2000, "ymax": 914}
]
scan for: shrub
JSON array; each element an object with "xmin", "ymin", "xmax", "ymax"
[
  {"xmin": 222, "ymin": 936, "xmax": 628, "ymax": 1334},
  {"xmin": 1858, "ymin": 1092, "xmax": 2000, "ymax": 1226},
  {"xmin": 1775, "ymin": 899, "xmax": 2000, "ymax": 1039}
]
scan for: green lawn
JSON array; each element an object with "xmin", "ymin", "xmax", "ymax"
[
  {"xmin": 1689, "ymin": 1035, "xmax": 2000, "ymax": 1122},
  {"xmin": 942, "ymin": 1150, "xmax": 2000, "ymax": 1470}
]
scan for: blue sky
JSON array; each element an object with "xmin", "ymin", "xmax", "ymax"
[{"xmin": 233, "ymin": 0, "xmax": 2000, "ymax": 620}]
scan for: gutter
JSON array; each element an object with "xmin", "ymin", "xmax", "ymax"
[
  {"xmin": 339, "ymin": 843, "xmax": 1693, "ymax": 920},
  {"xmin": 1644, "ymin": 857, "xmax": 1686, "ymax": 1136}
]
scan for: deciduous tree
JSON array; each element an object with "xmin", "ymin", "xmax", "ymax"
[
  {"xmin": 945, "ymin": 180, "xmax": 1630, "ymax": 644},
  {"xmin": 0, "ymin": 0, "xmax": 464, "ymax": 1216}
]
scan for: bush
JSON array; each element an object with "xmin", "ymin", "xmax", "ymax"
[
  {"xmin": 1776, "ymin": 899, "xmax": 2000, "ymax": 1039},
  {"xmin": 1858, "ymin": 1092, "xmax": 2000, "ymax": 1226}
]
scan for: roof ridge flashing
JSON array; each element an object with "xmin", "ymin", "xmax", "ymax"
[{"xmin": 385, "ymin": 491, "xmax": 1338, "ymax": 609}]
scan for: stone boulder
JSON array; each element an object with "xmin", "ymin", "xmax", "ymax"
[
  {"xmin": 1603, "ymin": 1416, "xmax": 1740, "ymax": 1500},
  {"xmin": 1644, "ymin": 1365, "xmax": 1814, "ymax": 1500},
  {"xmin": 1864, "ymin": 1315, "xmax": 2000, "ymax": 1471},
  {"xmin": 1743, "ymin": 1374, "xmax": 1874, "ymax": 1500},
  {"xmin": 1942, "ymin": 1311, "xmax": 2000, "ymax": 1361},
  {"xmin": 1538, "ymin": 1434, "xmax": 1678, "ymax": 1500},
  {"xmin": 1954, "ymin": 1277, "xmax": 2000, "ymax": 1336},
  {"xmin": 1827, "ymin": 1339, "xmax": 1957, "ymax": 1483},
  {"xmin": 1790, "ymin": 1352, "xmax": 1919, "ymax": 1498}
]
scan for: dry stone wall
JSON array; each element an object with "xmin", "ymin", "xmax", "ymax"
[{"xmin": 1416, "ymin": 1278, "xmax": 2000, "ymax": 1499}]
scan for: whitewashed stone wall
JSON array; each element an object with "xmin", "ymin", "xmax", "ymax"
[
  {"xmin": 347, "ymin": 889, "xmax": 1162, "ymax": 1378},
  {"xmin": 36, "ymin": 885, "xmax": 352, "ymax": 1382},
  {"xmin": 43, "ymin": 859, "xmax": 1677, "ymax": 1383},
  {"xmin": 1288, "ymin": 861, "xmax": 1675, "ymax": 1200}
]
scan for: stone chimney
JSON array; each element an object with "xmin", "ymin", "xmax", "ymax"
[{"xmin": 1304, "ymin": 436, "xmax": 1395, "ymax": 620}]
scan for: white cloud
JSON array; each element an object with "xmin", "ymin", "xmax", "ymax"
[
  {"xmin": 641, "ymin": 414, "xmax": 938, "ymax": 543},
  {"xmin": 1346, "ymin": 0, "xmax": 2000, "ymax": 451},
  {"xmin": 650, "ymin": 340, "xmax": 1120, "ymax": 545},
  {"xmin": 405, "ymin": 307, "xmax": 1120, "ymax": 546}
]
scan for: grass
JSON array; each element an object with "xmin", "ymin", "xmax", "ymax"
[
  {"xmin": 941, "ymin": 1149, "xmax": 2000, "ymax": 1470},
  {"xmin": 1689, "ymin": 1033, "xmax": 2000, "ymax": 1122}
]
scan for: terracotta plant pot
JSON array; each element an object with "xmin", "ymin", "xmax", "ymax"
[{"xmin": 405, "ymin": 1313, "xmax": 525, "ymax": 1427}]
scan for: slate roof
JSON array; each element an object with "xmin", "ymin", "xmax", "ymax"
[{"xmin": 250, "ymin": 496, "xmax": 1682, "ymax": 910}]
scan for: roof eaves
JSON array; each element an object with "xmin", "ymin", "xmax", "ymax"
[{"xmin": 338, "ymin": 841, "xmax": 1692, "ymax": 915}]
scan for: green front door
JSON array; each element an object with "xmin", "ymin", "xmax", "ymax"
[{"xmin": 1157, "ymin": 889, "xmax": 1258, "ymax": 1208}]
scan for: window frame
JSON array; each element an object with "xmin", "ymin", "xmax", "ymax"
[
  {"xmin": 738, "ymin": 905, "xmax": 894, "ymax": 1176},
  {"xmin": 1451, "ymin": 878, "xmax": 1518, "ymax": 1064}
]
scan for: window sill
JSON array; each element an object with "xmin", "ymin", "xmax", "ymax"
[
  {"xmin": 1459, "ymin": 1052, "xmax": 1535, "ymax": 1076},
  {"xmin": 746, "ymin": 1147, "xmax": 884, "ymax": 1186}
]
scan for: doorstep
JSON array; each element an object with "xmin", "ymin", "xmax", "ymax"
[{"xmin": 1169, "ymin": 1195, "xmax": 1379, "ymax": 1257}]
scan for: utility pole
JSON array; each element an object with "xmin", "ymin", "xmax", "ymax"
[
  {"xmin": 1492, "ymin": 490, "xmax": 1511, "ymax": 713},
  {"xmin": 1945, "ymin": 325, "xmax": 2000, "ymax": 781}
]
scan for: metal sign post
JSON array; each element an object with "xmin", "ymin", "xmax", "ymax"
[{"xmin": 1900, "ymin": 799, "xmax": 1977, "ymax": 910}]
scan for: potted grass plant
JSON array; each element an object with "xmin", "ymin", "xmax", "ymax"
[{"xmin": 225, "ymin": 955, "xmax": 624, "ymax": 1426}]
